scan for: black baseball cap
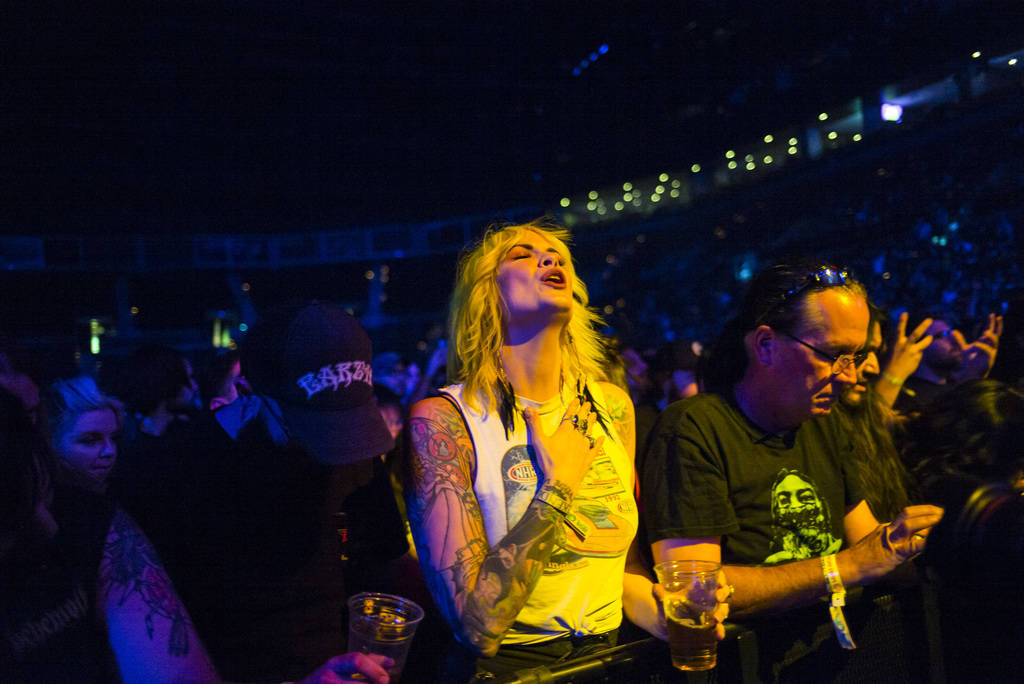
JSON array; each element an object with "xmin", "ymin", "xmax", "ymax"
[{"xmin": 243, "ymin": 301, "xmax": 394, "ymax": 465}]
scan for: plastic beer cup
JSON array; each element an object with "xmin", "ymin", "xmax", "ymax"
[
  {"xmin": 654, "ymin": 560, "xmax": 720, "ymax": 671},
  {"xmin": 347, "ymin": 592, "xmax": 424, "ymax": 682}
]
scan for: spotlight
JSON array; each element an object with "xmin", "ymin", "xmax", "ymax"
[{"xmin": 881, "ymin": 103, "xmax": 903, "ymax": 122}]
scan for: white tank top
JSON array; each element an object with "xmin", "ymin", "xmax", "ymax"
[{"xmin": 439, "ymin": 381, "xmax": 637, "ymax": 645}]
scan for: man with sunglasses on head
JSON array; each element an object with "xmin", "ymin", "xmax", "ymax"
[{"xmin": 640, "ymin": 261, "xmax": 943, "ymax": 654}]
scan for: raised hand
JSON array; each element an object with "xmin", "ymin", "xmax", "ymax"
[
  {"xmin": 951, "ymin": 313, "xmax": 1003, "ymax": 382},
  {"xmin": 882, "ymin": 312, "xmax": 933, "ymax": 384}
]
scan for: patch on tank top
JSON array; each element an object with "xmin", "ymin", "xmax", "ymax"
[{"xmin": 501, "ymin": 446, "xmax": 539, "ymax": 527}]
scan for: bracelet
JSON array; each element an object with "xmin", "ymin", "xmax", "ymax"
[
  {"xmin": 821, "ymin": 554, "xmax": 857, "ymax": 650},
  {"xmin": 534, "ymin": 483, "xmax": 573, "ymax": 516},
  {"xmin": 881, "ymin": 372, "xmax": 903, "ymax": 386},
  {"xmin": 534, "ymin": 483, "xmax": 590, "ymax": 542}
]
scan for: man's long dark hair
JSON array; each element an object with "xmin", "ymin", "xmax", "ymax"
[
  {"xmin": 834, "ymin": 303, "xmax": 912, "ymax": 521},
  {"xmin": 837, "ymin": 388, "xmax": 911, "ymax": 521}
]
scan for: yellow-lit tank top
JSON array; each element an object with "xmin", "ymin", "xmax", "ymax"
[{"xmin": 439, "ymin": 381, "xmax": 637, "ymax": 645}]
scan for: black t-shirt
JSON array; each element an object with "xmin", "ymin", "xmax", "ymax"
[
  {"xmin": 1, "ymin": 486, "xmax": 117, "ymax": 683},
  {"xmin": 641, "ymin": 393, "xmax": 865, "ymax": 565}
]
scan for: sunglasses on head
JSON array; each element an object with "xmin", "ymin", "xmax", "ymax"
[
  {"xmin": 755, "ymin": 265, "xmax": 850, "ymax": 326},
  {"xmin": 780, "ymin": 266, "xmax": 849, "ymax": 304}
]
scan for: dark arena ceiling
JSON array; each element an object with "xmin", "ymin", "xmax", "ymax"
[{"xmin": 3, "ymin": 1, "xmax": 1022, "ymax": 236}]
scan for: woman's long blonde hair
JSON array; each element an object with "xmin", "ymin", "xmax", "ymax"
[{"xmin": 447, "ymin": 219, "xmax": 607, "ymax": 415}]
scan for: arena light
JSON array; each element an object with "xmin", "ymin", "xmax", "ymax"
[
  {"xmin": 972, "ymin": 51, "xmax": 982, "ymax": 59},
  {"xmin": 90, "ymin": 319, "xmax": 102, "ymax": 355},
  {"xmin": 560, "ymin": 197, "xmax": 570, "ymax": 207},
  {"xmin": 881, "ymin": 103, "xmax": 903, "ymax": 122},
  {"xmin": 690, "ymin": 163, "xmax": 701, "ymax": 173}
]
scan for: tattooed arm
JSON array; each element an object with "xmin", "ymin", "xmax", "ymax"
[
  {"xmin": 98, "ymin": 508, "xmax": 395, "ymax": 684},
  {"xmin": 404, "ymin": 396, "xmax": 595, "ymax": 657},
  {"xmin": 98, "ymin": 508, "xmax": 220, "ymax": 684}
]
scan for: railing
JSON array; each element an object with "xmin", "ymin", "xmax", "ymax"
[{"xmin": 489, "ymin": 584, "xmax": 940, "ymax": 684}]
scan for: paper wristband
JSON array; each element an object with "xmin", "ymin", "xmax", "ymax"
[{"xmin": 821, "ymin": 554, "xmax": 857, "ymax": 650}]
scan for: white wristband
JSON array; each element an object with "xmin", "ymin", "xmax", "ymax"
[{"xmin": 821, "ymin": 554, "xmax": 856, "ymax": 649}]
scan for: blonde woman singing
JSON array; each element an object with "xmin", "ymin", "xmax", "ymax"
[{"xmin": 405, "ymin": 220, "xmax": 725, "ymax": 679}]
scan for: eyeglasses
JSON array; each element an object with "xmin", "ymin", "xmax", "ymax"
[
  {"xmin": 779, "ymin": 330, "xmax": 869, "ymax": 375},
  {"xmin": 781, "ymin": 266, "xmax": 849, "ymax": 304}
]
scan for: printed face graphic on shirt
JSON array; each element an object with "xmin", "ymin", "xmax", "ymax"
[{"xmin": 764, "ymin": 469, "xmax": 842, "ymax": 564}]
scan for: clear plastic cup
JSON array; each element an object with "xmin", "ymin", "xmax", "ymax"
[
  {"xmin": 347, "ymin": 592, "xmax": 424, "ymax": 682},
  {"xmin": 654, "ymin": 559, "xmax": 721, "ymax": 671}
]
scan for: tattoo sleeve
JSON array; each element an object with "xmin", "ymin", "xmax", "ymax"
[
  {"xmin": 98, "ymin": 509, "xmax": 193, "ymax": 657},
  {"xmin": 405, "ymin": 400, "xmax": 566, "ymax": 657}
]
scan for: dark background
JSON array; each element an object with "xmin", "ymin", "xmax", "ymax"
[{"xmin": 4, "ymin": 1, "xmax": 1021, "ymax": 235}]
